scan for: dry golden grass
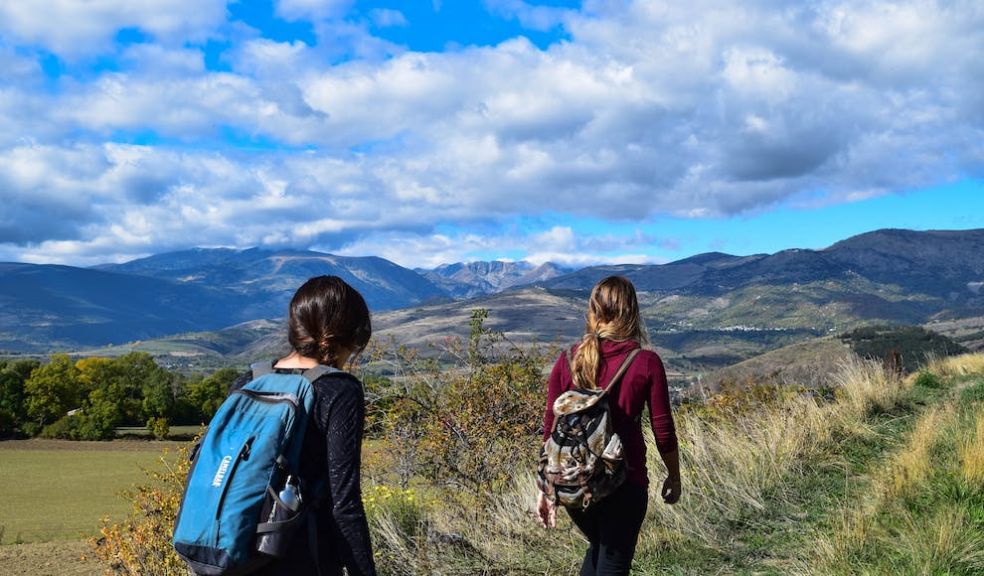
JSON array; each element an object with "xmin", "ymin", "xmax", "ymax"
[
  {"xmin": 926, "ymin": 353, "xmax": 984, "ymax": 378},
  {"xmin": 635, "ymin": 356, "xmax": 911, "ymax": 552},
  {"xmin": 832, "ymin": 354, "xmax": 909, "ymax": 419},
  {"xmin": 808, "ymin": 354, "xmax": 984, "ymax": 576},
  {"xmin": 879, "ymin": 407, "xmax": 947, "ymax": 499},
  {"xmin": 370, "ymin": 352, "xmax": 979, "ymax": 574},
  {"xmin": 958, "ymin": 412, "xmax": 984, "ymax": 486},
  {"xmin": 644, "ymin": 396, "xmax": 828, "ymax": 548},
  {"xmin": 807, "ymin": 508, "xmax": 873, "ymax": 575},
  {"xmin": 897, "ymin": 506, "xmax": 984, "ymax": 575},
  {"xmin": 810, "ymin": 402, "xmax": 955, "ymax": 572}
]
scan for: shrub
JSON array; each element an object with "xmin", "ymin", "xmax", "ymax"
[
  {"xmin": 382, "ymin": 309, "xmax": 547, "ymax": 499},
  {"xmin": 840, "ymin": 325, "xmax": 966, "ymax": 373},
  {"xmin": 363, "ymin": 484, "xmax": 426, "ymax": 541},
  {"xmin": 914, "ymin": 370, "xmax": 942, "ymax": 389},
  {"xmin": 40, "ymin": 412, "xmax": 117, "ymax": 441},
  {"xmin": 146, "ymin": 417, "xmax": 170, "ymax": 440},
  {"xmin": 363, "ymin": 374, "xmax": 397, "ymax": 438}
]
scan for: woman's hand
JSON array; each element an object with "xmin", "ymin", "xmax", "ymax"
[
  {"xmin": 661, "ymin": 477, "xmax": 682, "ymax": 504},
  {"xmin": 537, "ymin": 491, "xmax": 557, "ymax": 528}
]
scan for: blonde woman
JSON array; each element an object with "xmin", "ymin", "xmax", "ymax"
[{"xmin": 538, "ymin": 276, "xmax": 681, "ymax": 576}]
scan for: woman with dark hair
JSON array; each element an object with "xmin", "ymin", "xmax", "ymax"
[
  {"xmin": 538, "ymin": 276, "xmax": 681, "ymax": 576},
  {"xmin": 230, "ymin": 275, "xmax": 377, "ymax": 576}
]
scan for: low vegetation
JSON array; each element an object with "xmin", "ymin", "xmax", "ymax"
[
  {"xmin": 0, "ymin": 355, "xmax": 237, "ymax": 441},
  {"xmin": 840, "ymin": 324, "xmax": 967, "ymax": 373},
  {"xmin": 83, "ymin": 314, "xmax": 983, "ymax": 575},
  {"xmin": 809, "ymin": 355, "xmax": 984, "ymax": 575}
]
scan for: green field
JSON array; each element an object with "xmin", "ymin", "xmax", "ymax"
[{"xmin": 0, "ymin": 440, "xmax": 182, "ymax": 544}]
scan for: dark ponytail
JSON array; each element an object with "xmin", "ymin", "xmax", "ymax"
[{"xmin": 287, "ymin": 276, "xmax": 372, "ymax": 367}]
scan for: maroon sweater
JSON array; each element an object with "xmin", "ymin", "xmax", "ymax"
[{"xmin": 542, "ymin": 339, "xmax": 678, "ymax": 488}]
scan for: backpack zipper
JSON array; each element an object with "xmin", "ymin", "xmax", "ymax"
[
  {"xmin": 215, "ymin": 436, "xmax": 255, "ymax": 520},
  {"xmin": 213, "ymin": 390, "xmax": 300, "ymax": 523},
  {"xmin": 231, "ymin": 389, "xmax": 300, "ymax": 413}
]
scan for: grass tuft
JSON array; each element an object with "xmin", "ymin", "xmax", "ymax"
[
  {"xmin": 898, "ymin": 506, "xmax": 984, "ymax": 575},
  {"xmin": 926, "ymin": 353, "xmax": 984, "ymax": 378},
  {"xmin": 879, "ymin": 407, "xmax": 946, "ymax": 499},
  {"xmin": 958, "ymin": 412, "xmax": 984, "ymax": 487}
]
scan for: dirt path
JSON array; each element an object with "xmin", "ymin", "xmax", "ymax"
[
  {"xmin": 0, "ymin": 541, "xmax": 103, "ymax": 576},
  {"xmin": 0, "ymin": 438, "xmax": 183, "ymax": 452}
]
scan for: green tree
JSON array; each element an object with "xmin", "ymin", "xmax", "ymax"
[
  {"xmin": 5, "ymin": 359, "xmax": 40, "ymax": 381},
  {"xmin": 183, "ymin": 367, "xmax": 239, "ymax": 423},
  {"xmin": 25, "ymin": 354, "xmax": 81, "ymax": 432},
  {"xmin": 78, "ymin": 387, "xmax": 124, "ymax": 439},
  {"xmin": 72, "ymin": 356, "xmax": 132, "ymax": 439},
  {"xmin": 76, "ymin": 357, "xmax": 118, "ymax": 398},
  {"xmin": 0, "ymin": 369, "xmax": 27, "ymax": 436},
  {"xmin": 0, "ymin": 360, "xmax": 39, "ymax": 435},
  {"xmin": 112, "ymin": 352, "xmax": 174, "ymax": 425}
]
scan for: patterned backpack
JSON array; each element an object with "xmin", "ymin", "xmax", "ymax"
[{"xmin": 538, "ymin": 348, "xmax": 640, "ymax": 509}]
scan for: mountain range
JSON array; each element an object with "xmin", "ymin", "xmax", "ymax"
[
  {"xmin": 416, "ymin": 260, "xmax": 571, "ymax": 298},
  {"xmin": 0, "ymin": 248, "xmax": 566, "ymax": 351},
  {"xmin": 2, "ymin": 229, "xmax": 984, "ymax": 364},
  {"xmin": 540, "ymin": 229, "xmax": 984, "ymax": 299}
]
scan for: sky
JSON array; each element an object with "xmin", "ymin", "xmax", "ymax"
[{"xmin": 0, "ymin": 0, "xmax": 982, "ymax": 269}]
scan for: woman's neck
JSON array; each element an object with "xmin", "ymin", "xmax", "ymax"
[{"xmin": 273, "ymin": 351, "xmax": 320, "ymax": 369}]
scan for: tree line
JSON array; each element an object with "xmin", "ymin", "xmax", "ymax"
[{"xmin": 0, "ymin": 352, "xmax": 237, "ymax": 440}]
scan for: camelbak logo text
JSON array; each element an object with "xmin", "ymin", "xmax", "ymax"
[{"xmin": 211, "ymin": 455, "xmax": 233, "ymax": 487}]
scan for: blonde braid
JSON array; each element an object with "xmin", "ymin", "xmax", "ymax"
[
  {"xmin": 572, "ymin": 319, "xmax": 602, "ymax": 389},
  {"xmin": 570, "ymin": 276, "xmax": 647, "ymax": 390}
]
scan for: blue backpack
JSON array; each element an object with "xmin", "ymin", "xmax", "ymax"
[{"xmin": 173, "ymin": 361, "xmax": 335, "ymax": 575}]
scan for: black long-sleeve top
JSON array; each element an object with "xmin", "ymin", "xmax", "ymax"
[{"xmin": 230, "ymin": 368, "xmax": 377, "ymax": 576}]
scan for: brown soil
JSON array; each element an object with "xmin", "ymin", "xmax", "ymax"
[
  {"xmin": 0, "ymin": 438, "xmax": 183, "ymax": 452},
  {"xmin": 0, "ymin": 540, "xmax": 103, "ymax": 576}
]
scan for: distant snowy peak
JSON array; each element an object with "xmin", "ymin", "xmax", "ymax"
[{"xmin": 418, "ymin": 260, "xmax": 572, "ymax": 298}]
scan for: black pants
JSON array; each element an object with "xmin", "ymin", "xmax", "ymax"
[{"xmin": 566, "ymin": 482, "xmax": 649, "ymax": 576}]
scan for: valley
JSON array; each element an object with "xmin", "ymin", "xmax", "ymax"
[{"xmin": 1, "ymin": 228, "xmax": 982, "ymax": 388}]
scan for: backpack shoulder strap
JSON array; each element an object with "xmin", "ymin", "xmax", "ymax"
[
  {"xmin": 250, "ymin": 360, "xmax": 275, "ymax": 378},
  {"xmin": 599, "ymin": 348, "xmax": 641, "ymax": 398},
  {"xmin": 302, "ymin": 364, "xmax": 342, "ymax": 383}
]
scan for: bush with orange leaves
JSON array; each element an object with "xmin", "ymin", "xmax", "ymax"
[
  {"xmin": 92, "ymin": 442, "xmax": 194, "ymax": 576},
  {"xmin": 381, "ymin": 309, "xmax": 549, "ymax": 500}
]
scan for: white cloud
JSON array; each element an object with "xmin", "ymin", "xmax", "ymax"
[
  {"xmin": 485, "ymin": 0, "xmax": 573, "ymax": 32},
  {"xmin": 369, "ymin": 9, "xmax": 408, "ymax": 28},
  {"xmin": 275, "ymin": 0, "xmax": 352, "ymax": 21},
  {"xmin": 332, "ymin": 228, "xmax": 669, "ymax": 269},
  {"xmin": 0, "ymin": 0, "xmax": 229, "ymax": 56},
  {"xmin": 0, "ymin": 0, "xmax": 983, "ymax": 264}
]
